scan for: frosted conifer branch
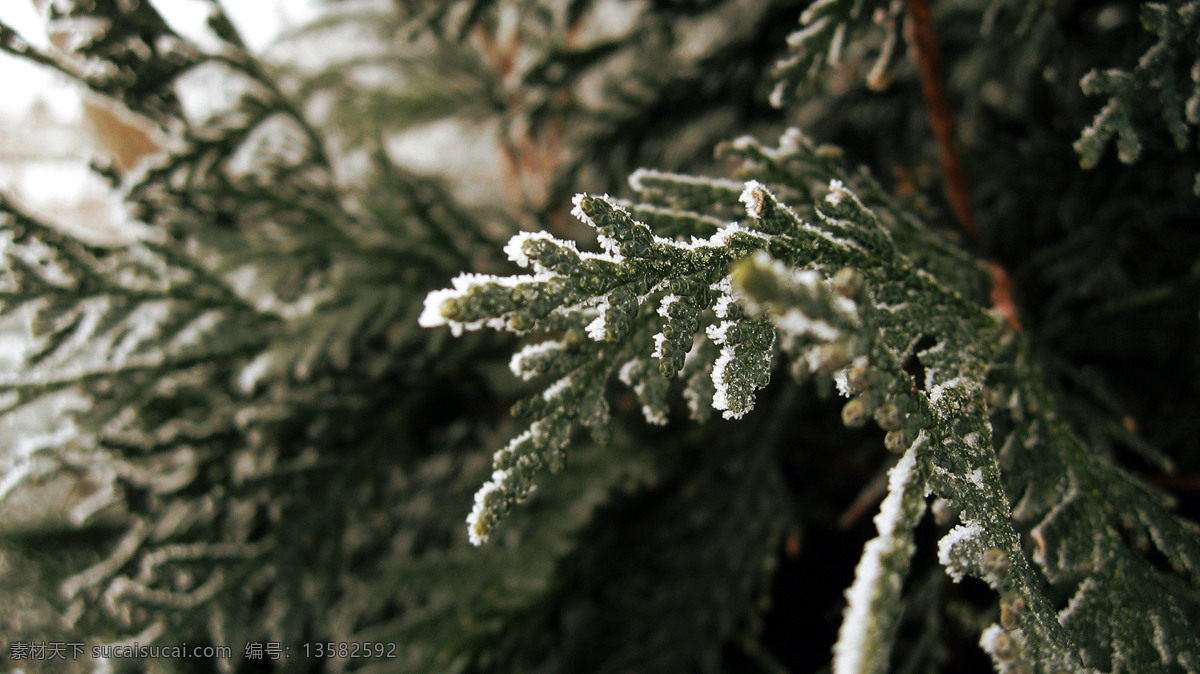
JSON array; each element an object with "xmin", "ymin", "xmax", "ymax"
[
  {"xmin": 769, "ymin": 0, "xmax": 902, "ymax": 107},
  {"xmin": 428, "ymin": 173, "xmax": 938, "ymax": 543},
  {"xmin": 3, "ymin": 0, "xmax": 1192, "ymax": 661},
  {"xmin": 833, "ymin": 437, "xmax": 928, "ymax": 674},
  {"xmin": 1075, "ymin": 1, "xmax": 1200, "ymax": 185},
  {"xmin": 429, "ymin": 127, "xmax": 1199, "ymax": 671},
  {"xmin": 425, "ymin": 185, "xmax": 795, "ymax": 543},
  {"xmin": 0, "ymin": 0, "xmax": 506, "ymax": 653},
  {"xmin": 718, "ymin": 147, "xmax": 1200, "ymax": 669}
]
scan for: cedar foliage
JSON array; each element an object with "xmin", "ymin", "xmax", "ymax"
[{"xmin": 1, "ymin": 1, "xmax": 1199, "ymax": 672}]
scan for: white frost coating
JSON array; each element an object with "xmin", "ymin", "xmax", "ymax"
[
  {"xmin": 570, "ymin": 191, "xmax": 597, "ymax": 221},
  {"xmin": 419, "ymin": 271, "xmax": 554, "ymax": 336},
  {"xmin": 0, "ymin": 461, "xmax": 36, "ymax": 506},
  {"xmin": 170, "ymin": 310, "xmax": 223, "ymax": 351},
  {"xmin": 927, "ymin": 376, "xmax": 969, "ymax": 404},
  {"xmin": 586, "ymin": 296, "xmax": 611, "ymax": 341},
  {"xmin": 238, "ymin": 352, "xmax": 274, "ymax": 393},
  {"xmin": 628, "ymin": 168, "xmax": 743, "ymax": 194},
  {"xmin": 768, "ymin": 82, "xmax": 787, "ymax": 109},
  {"xmin": 746, "ymin": 252, "xmax": 821, "ymax": 290},
  {"xmin": 875, "ymin": 300, "xmax": 909, "ymax": 313},
  {"xmin": 1152, "ymin": 613, "xmax": 1170, "ymax": 664},
  {"xmin": 1057, "ymin": 576, "xmax": 1097, "ymax": 625},
  {"xmin": 173, "ymin": 61, "xmax": 250, "ymax": 127},
  {"xmin": 833, "ymin": 443, "xmax": 921, "ymax": 674},
  {"xmin": 466, "ymin": 469, "xmax": 511, "ymax": 546},
  {"xmin": 542, "ymin": 375, "xmax": 571, "ymax": 401},
  {"xmin": 740, "ymin": 180, "xmax": 768, "ymax": 217},
  {"xmin": 826, "ymin": 179, "xmax": 846, "ymax": 205},
  {"xmin": 710, "ymin": 346, "xmax": 738, "ymax": 418},
  {"xmin": 651, "ymin": 332, "xmax": 668, "ymax": 358},
  {"xmin": 503, "ymin": 231, "xmax": 551, "ymax": 269},
  {"xmin": 108, "ymin": 301, "xmax": 171, "ymax": 365},
  {"xmin": 641, "ymin": 404, "xmax": 668, "ymax": 426},
  {"xmin": 570, "ymin": 193, "xmax": 628, "ymax": 260},
  {"xmin": 978, "ymin": 624, "xmax": 1011, "ymax": 661},
  {"xmin": 509, "ymin": 340, "xmax": 562, "ymax": 379},
  {"xmin": 418, "ymin": 287, "xmax": 460, "ymax": 331},
  {"xmin": 710, "ymin": 277, "xmax": 737, "ymax": 318},
  {"xmin": 937, "ymin": 521, "xmax": 985, "ymax": 582},
  {"xmin": 967, "ymin": 469, "xmax": 985, "ymax": 488},
  {"xmin": 657, "ymin": 294, "xmax": 679, "ymax": 318},
  {"xmin": 711, "ymin": 221, "xmax": 765, "ymax": 247},
  {"xmin": 713, "ymin": 294, "xmax": 736, "ymax": 318},
  {"xmin": 69, "ymin": 473, "xmax": 119, "ymax": 527},
  {"xmin": 877, "ymin": 443, "xmax": 920, "ymax": 537},
  {"xmin": 776, "ymin": 127, "xmax": 804, "ymax": 152},
  {"xmin": 705, "ymin": 320, "xmax": 734, "ymax": 344},
  {"xmin": 584, "ymin": 314, "xmax": 606, "ymax": 341},
  {"xmin": 775, "ymin": 308, "xmax": 840, "ymax": 342},
  {"xmin": 834, "ymin": 296, "xmax": 858, "ymax": 317},
  {"xmin": 52, "ymin": 16, "xmax": 112, "ymax": 52},
  {"xmin": 493, "ymin": 424, "xmax": 539, "ymax": 466},
  {"xmin": 617, "ymin": 360, "xmax": 639, "ymax": 387},
  {"xmin": 638, "ymin": 278, "xmax": 671, "ymax": 306},
  {"xmin": 834, "ymin": 369, "xmax": 851, "ymax": 397},
  {"xmin": 729, "ymin": 135, "xmax": 757, "ymax": 152},
  {"xmin": 919, "ymin": 340, "xmax": 946, "ymax": 356}
]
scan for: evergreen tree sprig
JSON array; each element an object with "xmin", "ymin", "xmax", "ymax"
[
  {"xmin": 770, "ymin": 0, "xmax": 903, "ymax": 107},
  {"xmin": 1075, "ymin": 2, "xmax": 1200, "ymax": 183},
  {"xmin": 425, "ymin": 126, "xmax": 1200, "ymax": 669}
]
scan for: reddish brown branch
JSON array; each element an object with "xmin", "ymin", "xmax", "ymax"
[
  {"xmin": 1151, "ymin": 474, "xmax": 1200, "ymax": 493},
  {"xmin": 904, "ymin": 0, "xmax": 1023, "ymax": 329},
  {"xmin": 903, "ymin": 0, "xmax": 979, "ymax": 246}
]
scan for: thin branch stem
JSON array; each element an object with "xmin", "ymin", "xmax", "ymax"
[{"xmin": 903, "ymin": 0, "xmax": 979, "ymax": 247}]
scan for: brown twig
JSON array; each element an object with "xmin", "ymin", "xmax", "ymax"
[
  {"xmin": 1151, "ymin": 474, "xmax": 1200, "ymax": 493},
  {"xmin": 903, "ymin": 0, "xmax": 979, "ymax": 246},
  {"xmin": 904, "ymin": 0, "xmax": 1023, "ymax": 330}
]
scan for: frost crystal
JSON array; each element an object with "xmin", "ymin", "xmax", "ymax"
[
  {"xmin": 509, "ymin": 340, "xmax": 563, "ymax": 380},
  {"xmin": 826, "ymin": 179, "xmax": 846, "ymax": 205},
  {"xmin": 586, "ymin": 298, "xmax": 610, "ymax": 341},
  {"xmin": 657, "ymin": 293, "xmax": 679, "ymax": 317},
  {"xmin": 938, "ymin": 521, "xmax": 985, "ymax": 582},
  {"xmin": 467, "ymin": 470, "xmax": 510, "ymax": 546},
  {"xmin": 710, "ymin": 347, "xmax": 737, "ymax": 418},
  {"xmin": 739, "ymin": 180, "xmax": 768, "ymax": 217}
]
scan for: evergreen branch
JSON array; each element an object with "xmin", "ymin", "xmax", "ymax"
[
  {"xmin": 11, "ymin": 0, "xmax": 345, "ymax": 225},
  {"xmin": 726, "ymin": 219, "xmax": 1086, "ymax": 671},
  {"xmin": 835, "ymin": 438, "xmax": 929, "ymax": 674},
  {"xmin": 4, "ymin": 2, "xmax": 1197, "ymax": 670},
  {"xmin": 729, "ymin": 252, "xmax": 936, "ymax": 674},
  {"xmin": 422, "ymin": 187, "xmax": 779, "ymax": 543},
  {"xmin": 426, "ymin": 123, "xmax": 1200, "ymax": 668},
  {"xmin": 770, "ymin": 0, "xmax": 900, "ymax": 107},
  {"xmin": 200, "ymin": 0, "xmax": 251, "ymax": 52},
  {"xmin": 0, "ymin": 196, "xmax": 270, "ymax": 384},
  {"xmin": 991, "ymin": 342, "xmax": 1200, "ymax": 672},
  {"xmin": 1075, "ymin": 2, "xmax": 1200, "ymax": 176},
  {"xmin": 33, "ymin": 0, "xmax": 203, "ymax": 133},
  {"xmin": 0, "ymin": 19, "xmax": 85, "ymax": 83}
]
